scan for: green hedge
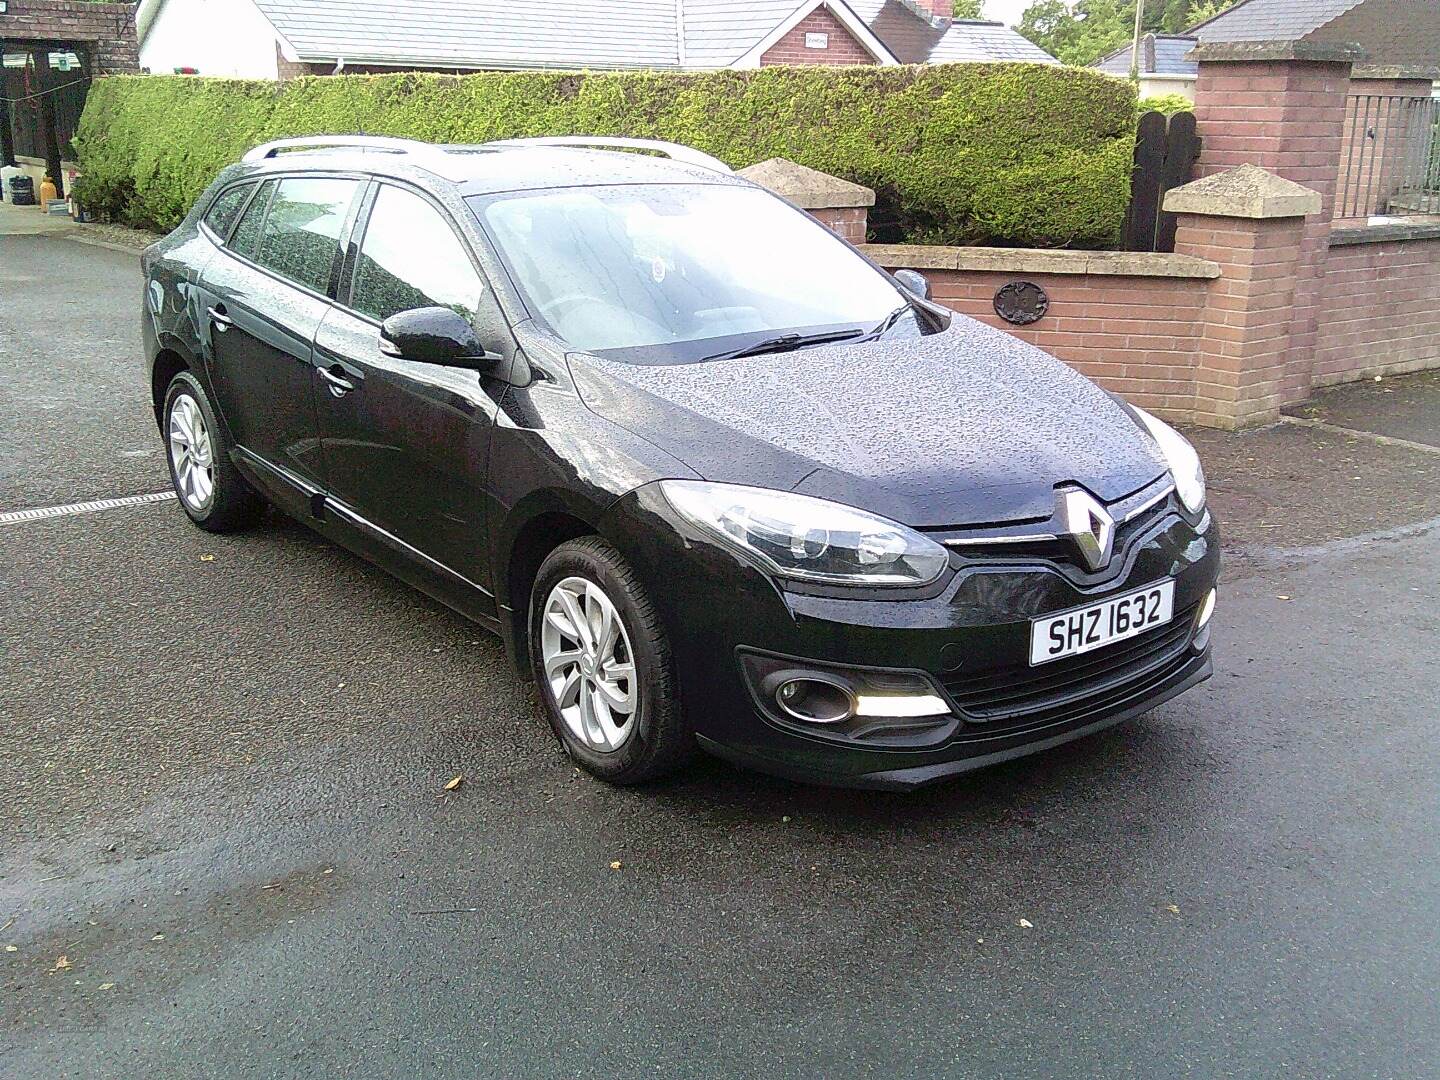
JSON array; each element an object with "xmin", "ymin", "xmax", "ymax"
[{"xmin": 74, "ymin": 64, "xmax": 1136, "ymax": 248}]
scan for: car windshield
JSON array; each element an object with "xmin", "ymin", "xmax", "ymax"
[{"xmin": 472, "ymin": 183, "xmax": 912, "ymax": 361}]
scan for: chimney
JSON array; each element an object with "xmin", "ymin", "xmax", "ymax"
[{"xmin": 913, "ymin": 1, "xmax": 955, "ymax": 22}]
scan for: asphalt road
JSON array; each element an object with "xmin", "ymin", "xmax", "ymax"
[{"xmin": 3, "ymin": 230, "xmax": 1439, "ymax": 1079}]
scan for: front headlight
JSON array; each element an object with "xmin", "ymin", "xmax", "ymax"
[
  {"xmin": 659, "ymin": 481, "xmax": 949, "ymax": 587},
  {"xmin": 1132, "ymin": 407, "xmax": 1206, "ymax": 514}
]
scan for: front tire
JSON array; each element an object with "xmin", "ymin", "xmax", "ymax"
[
  {"xmin": 162, "ymin": 370, "xmax": 261, "ymax": 533},
  {"xmin": 529, "ymin": 537, "xmax": 695, "ymax": 784}
]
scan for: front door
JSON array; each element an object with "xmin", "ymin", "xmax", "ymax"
[
  {"xmin": 313, "ymin": 182, "xmax": 508, "ymax": 610},
  {"xmin": 198, "ymin": 175, "xmax": 362, "ymax": 514}
]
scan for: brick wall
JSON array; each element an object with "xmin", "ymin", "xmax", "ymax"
[
  {"xmin": 1313, "ymin": 234, "xmax": 1440, "ymax": 386},
  {"xmin": 761, "ymin": 7, "xmax": 876, "ymax": 66},
  {"xmin": 0, "ymin": 0, "xmax": 140, "ymax": 75}
]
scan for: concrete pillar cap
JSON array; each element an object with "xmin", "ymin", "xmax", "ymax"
[
  {"xmin": 736, "ymin": 158, "xmax": 876, "ymax": 210},
  {"xmin": 1163, "ymin": 164, "xmax": 1322, "ymax": 219}
]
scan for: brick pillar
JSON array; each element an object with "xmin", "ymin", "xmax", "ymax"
[
  {"xmin": 1167, "ymin": 165, "xmax": 1322, "ymax": 429},
  {"xmin": 735, "ymin": 157, "xmax": 874, "ymax": 244},
  {"xmin": 1190, "ymin": 42, "xmax": 1356, "ymax": 407}
]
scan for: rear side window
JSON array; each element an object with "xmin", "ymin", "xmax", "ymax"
[
  {"xmin": 228, "ymin": 179, "xmax": 275, "ymax": 259},
  {"xmin": 254, "ymin": 177, "xmax": 361, "ymax": 295},
  {"xmin": 204, "ymin": 183, "xmax": 253, "ymax": 240},
  {"xmin": 350, "ymin": 185, "xmax": 482, "ymax": 323}
]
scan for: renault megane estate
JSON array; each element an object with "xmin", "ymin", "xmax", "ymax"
[{"xmin": 142, "ymin": 135, "xmax": 1219, "ymax": 789}]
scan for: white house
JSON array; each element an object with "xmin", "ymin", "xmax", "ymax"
[{"xmin": 135, "ymin": 0, "xmax": 1056, "ymax": 80}]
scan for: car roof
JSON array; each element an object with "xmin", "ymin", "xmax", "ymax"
[{"xmin": 233, "ymin": 143, "xmax": 750, "ymax": 198}]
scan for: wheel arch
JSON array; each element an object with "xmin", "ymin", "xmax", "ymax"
[{"xmin": 498, "ymin": 494, "xmax": 619, "ymax": 676}]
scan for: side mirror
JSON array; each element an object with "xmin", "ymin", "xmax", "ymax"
[
  {"xmin": 892, "ymin": 269, "xmax": 932, "ymax": 301},
  {"xmin": 380, "ymin": 306, "xmax": 501, "ymax": 368}
]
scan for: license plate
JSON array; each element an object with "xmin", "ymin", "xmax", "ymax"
[{"xmin": 1029, "ymin": 579, "xmax": 1175, "ymax": 666}]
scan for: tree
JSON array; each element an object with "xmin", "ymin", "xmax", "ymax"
[
  {"xmin": 952, "ymin": 0, "xmax": 986, "ymax": 17},
  {"xmin": 1017, "ymin": 0, "xmax": 1241, "ymax": 67}
]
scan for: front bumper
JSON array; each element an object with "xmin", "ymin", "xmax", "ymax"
[{"xmin": 600, "ymin": 485, "xmax": 1220, "ymax": 790}]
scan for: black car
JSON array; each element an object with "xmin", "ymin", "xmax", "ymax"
[{"xmin": 142, "ymin": 135, "xmax": 1219, "ymax": 790}]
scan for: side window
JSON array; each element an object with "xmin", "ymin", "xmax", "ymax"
[
  {"xmin": 351, "ymin": 185, "xmax": 482, "ymax": 323},
  {"xmin": 228, "ymin": 179, "xmax": 274, "ymax": 259},
  {"xmin": 254, "ymin": 177, "xmax": 360, "ymax": 295},
  {"xmin": 204, "ymin": 183, "xmax": 253, "ymax": 241}
]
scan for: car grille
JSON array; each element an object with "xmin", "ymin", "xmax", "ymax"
[{"xmin": 941, "ymin": 603, "xmax": 1199, "ymax": 733}]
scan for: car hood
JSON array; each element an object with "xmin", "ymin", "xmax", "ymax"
[{"xmin": 570, "ymin": 316, "xmax": 1168, "ymax": 528}]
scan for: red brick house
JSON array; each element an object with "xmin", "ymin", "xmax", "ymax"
[{"xmin": 134, "ymin": 0, "xmax": 1055, "ymax": 80}]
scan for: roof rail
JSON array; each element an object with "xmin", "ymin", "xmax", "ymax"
[
  {"xmin": 483, "ymin": 136, "xmax": 732, "ymax": 175},
  {"xmin": 241, "ymin": 135, "xmax": 435, "ymax": 163}
]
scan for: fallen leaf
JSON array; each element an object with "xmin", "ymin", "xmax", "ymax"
[
  {"xmin": 1166, "ymin": 904, "xmax": 1181, "ymax": 915},
  {"xmin": 1277, "ymin": 595, "xmax": 1292, "ymax": 601},
  {"xmin": 4, "ymin": 945, "xmax": 17, "ymax": 953},
  {"xmin": 609, "ymin": 861, "xmax": 623, "ymax": 871},
  {"xmin": 151, "ymin": 933, "xmax": 165, "ymax": 941},
  {"xmin": 52, "ymin": 955, "xmax": 71, "ymax": 971},
  {"xmin": 781, "ymin": 815, "xmax": 791, "ymax": 823},
  {"xmin": 1017, "ymin": 918, "xmax": 1033, "ymax": 929},
  {"xmin": 199, "ymin": 554, "xmax": 215, "ymax": 563},
  {"xmin": 99, "ymin": 982, "xmax": 115, "ymax": 991},
  {"xmin": 260, "ymin": 883, "xmax": 281, "ymax": 891},
  {"xmin": 322, "ymin": 868, "xmax": 334, "ymax": 875},
  {"xmin": 443, "ymin": 775, "xmax": 463, "ymax": 792}
]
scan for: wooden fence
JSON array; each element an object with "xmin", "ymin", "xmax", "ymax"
[{"xmin": 1123, "ymin": 111, "xmax": 1200, "ymax": 253}]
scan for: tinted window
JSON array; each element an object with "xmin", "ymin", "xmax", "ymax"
[
  {"xmin": 228, "ymin": 179, "xmax": 274, "ymax": 259},
  {"xmin": 204, "ymin": 183, "xmax": 252, "ymax": 240},
  {"xmin": 254, "ymin": 177, "xmax": 360, "ymax": 295},
  {"xmin": 351, "ymin": 185, "xmax": 482, "ymax": 323}
]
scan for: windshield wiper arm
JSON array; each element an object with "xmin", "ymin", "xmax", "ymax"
[
  {"xmin": 862, "ymin": 303, "xmax": 914, "ymax": 342},
  {"xmin": 702, "ymin": 328, "xmax": 864, "ymax": 363}
]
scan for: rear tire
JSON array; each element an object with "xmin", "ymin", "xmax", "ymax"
[
  {"xmin": 529, "ymin": 536, "xmax": 695, "ymax": 784},
  {"xmin": 162, "ymin": 370, "xmax": 261, "ymax": 533}
]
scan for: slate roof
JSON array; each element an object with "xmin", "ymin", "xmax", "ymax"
[
  {"xmin": 1187, "ymin": 0, "xmax": 1364, "ymax": 43},
  {"xmin": 1095, "ymin": 34, "xmax": 1198, "ymax": 75},
  {"xmin": 139, "ymin": 0, "xmax": 1059, "ymax": 71},
  {"xmin": 1094, "ymin": 0, "xmax": 1440, "ymax": 76},
  {"xmin": 847, "ymin": 0, "xmax": 1058, "ymax": 65},
  {"xmin": 251, "ymin": 0, "xmax": 681, "ymax": 69}
]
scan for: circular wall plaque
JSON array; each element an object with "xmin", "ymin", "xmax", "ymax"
[{"xmin": 994, "ymin": 281, "xmax": 1050, "ymax": 326}]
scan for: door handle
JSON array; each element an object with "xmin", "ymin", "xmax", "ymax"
[
  {"xmin": 318, "ymin": 365, "xmax": 357, "ymax": 395},
  {"xmin": 207, "ymin": 304, "xmax": 233, "ymax": 330}
]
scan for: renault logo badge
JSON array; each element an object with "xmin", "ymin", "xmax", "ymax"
[{"xmin": 1057, "ymin": 488, "xmax": 1114, "ymax": 572}]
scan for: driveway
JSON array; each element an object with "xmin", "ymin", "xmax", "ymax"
[{"xmin": 2, "ymin": 227, "xmax": 1438, "ymax": 1079}]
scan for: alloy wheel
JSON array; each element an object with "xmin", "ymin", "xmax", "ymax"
[
  {"xmin": 168, "ymin": 393, "xmax": 216, "ymax": 512},
  {"xmin": 540, "ymin": 575, "xmax": 638, "ymax": 753}
]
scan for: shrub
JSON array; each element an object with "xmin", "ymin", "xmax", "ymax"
[
  {"xmin": 1137, "ymin": 92, "xmax": 1194, "ymax": 117},
  {"xmin": 74, "ymin": 64, "xmax": 1136, "ymax": 248}
]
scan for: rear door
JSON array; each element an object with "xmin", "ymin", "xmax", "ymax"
[
  {"xmin": 198, "ymin": 175, "xmax": 362, "ymax": 513},
  {"xmin": 313, "ymin": 180, "xmax": 510, "ymax": 603}
]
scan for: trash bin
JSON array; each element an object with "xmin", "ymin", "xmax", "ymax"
[{"xmin": 7, "ymin": 174, "xmax": 37, "ymax": 207}]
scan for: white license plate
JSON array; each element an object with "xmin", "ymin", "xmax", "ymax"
[{"xmin": 1029, "ymin": 579, "xmax": 1175, "ymax": 666}]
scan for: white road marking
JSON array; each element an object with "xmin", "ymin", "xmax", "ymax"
[{"xmin": 0, "ymin": 491, "xmax": 178, "ymax": 526}]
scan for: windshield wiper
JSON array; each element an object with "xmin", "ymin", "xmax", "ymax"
[
  {"xmin": 861, "ymin": 303, "xmax": 914, "ymax": 342},
  {"xmin": 702, "ymin": 328, "xmax": 865, "ymax": 363}
]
